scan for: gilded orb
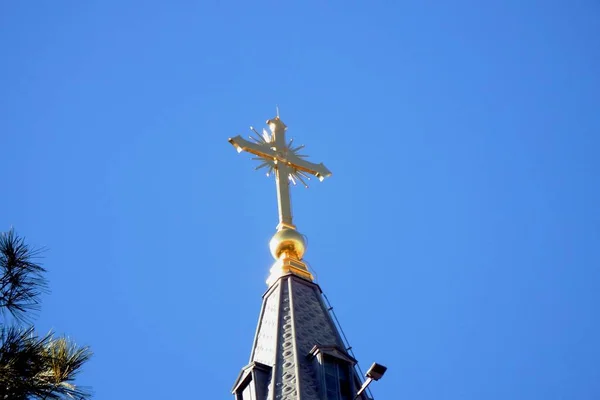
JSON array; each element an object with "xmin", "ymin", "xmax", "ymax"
[{"xmin": 269, "ymin": 228, "xmax": 306, "ymax": 260}]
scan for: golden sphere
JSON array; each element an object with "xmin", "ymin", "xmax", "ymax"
[{"xmin": 269, "ymin": 228, "xmax": 307, "ymax": 260}]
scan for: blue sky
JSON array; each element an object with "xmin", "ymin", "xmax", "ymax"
[{"xmin": 1, "ymin": 1, "xmax": 599, "ymax": 399}]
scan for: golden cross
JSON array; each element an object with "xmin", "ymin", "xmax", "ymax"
[{"xmin": 229, "ymin": 115, "xmax": 332, "ymax": 231}]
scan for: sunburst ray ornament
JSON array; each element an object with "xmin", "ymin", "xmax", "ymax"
[{"xmin": 228, "ymin": 112, "xmax": 332, "ymax": 231}]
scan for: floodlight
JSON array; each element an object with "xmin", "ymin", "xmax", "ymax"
[
  {"xmin": 355, "ymin": 362, "xmax": 388, "ymax": 399},
  {"xmin": 366, "ymin": 362, "xmax": 387, "ymax": 381}
]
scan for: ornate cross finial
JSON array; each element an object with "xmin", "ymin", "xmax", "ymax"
[
  {"xmin": 229, "ymin": 113, "xmax": 331, "ymax": 285},
  {"xmin": 228, "ymin": 114, "xmax": 332, "ymax": 232}
]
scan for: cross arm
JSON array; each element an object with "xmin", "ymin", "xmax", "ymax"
[
  {"xmin": 285, "ymin": 154, "xmax": 332, "ymax": 181},
  {"xmin": 228, "ymin": 135, "xmax": 277, "ymax": 159}
]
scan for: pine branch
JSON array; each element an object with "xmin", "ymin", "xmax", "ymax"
[
  {"xmin": 0, "ymin": 229, "xmax": 48, "ymax": 324},
  {"xmin": 0, "ymin": 326, "xmax": 93, "ymax": 399}
]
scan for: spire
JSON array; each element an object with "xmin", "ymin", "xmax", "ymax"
[
  {"xmin": 228, "ymin": 113, "xmax": 381, "ymax": 400},
  {"xmin": 232, "ymin": 274, "xmax": 366, "ymax": 400}
]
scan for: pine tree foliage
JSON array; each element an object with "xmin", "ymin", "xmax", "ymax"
[
  {"xmin": 0, "ymin": 230, "xmax": 47, "ymax": 323},
  {"xmin": 0, "ymin": 230, "xmax": 92, "ymax": 399}
]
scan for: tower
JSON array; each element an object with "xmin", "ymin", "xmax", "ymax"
[{"xmin": 228, "ymin": 114, "xmax": 385, "ymax": 400}]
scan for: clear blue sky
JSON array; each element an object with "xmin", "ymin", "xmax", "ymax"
[{"xmin": 1, "ymin": 1, "xmax": 599, "ymax": 399}]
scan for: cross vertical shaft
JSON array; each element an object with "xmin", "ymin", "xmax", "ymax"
[
  {"xmin": 275, "ymin": 163, "xmax": 294, "ymax": 229},
  {"xmin": 269, "ymin": 118, "xmax": 295, "ymax": 230}
]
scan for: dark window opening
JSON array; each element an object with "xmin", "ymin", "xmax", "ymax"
[{"xmin": 324, "ymin": 355, "xmax": 352, "ymax": 400}]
